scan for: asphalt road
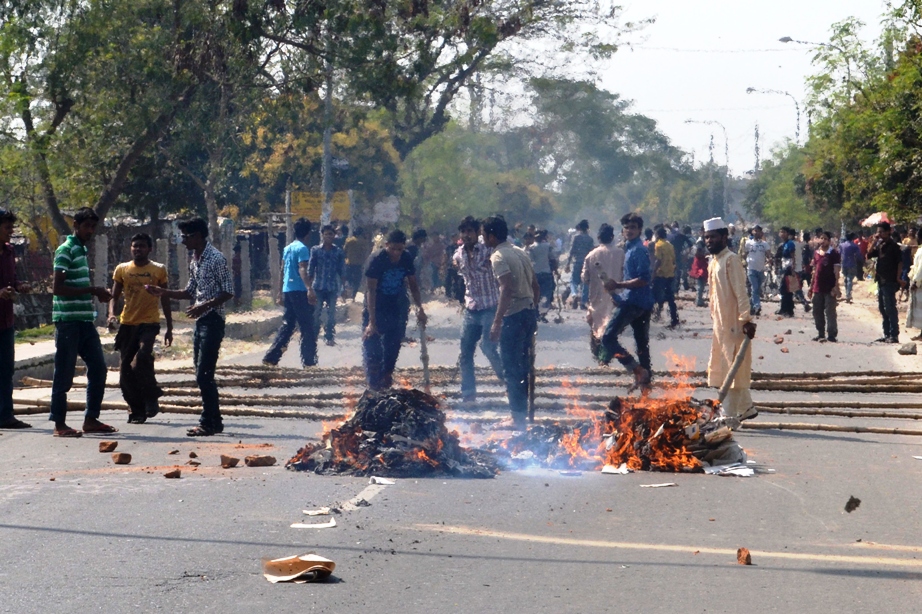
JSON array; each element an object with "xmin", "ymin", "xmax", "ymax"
[{"xmin": 3, "ymin": 285, "xmax": 922, "ymax": 613}]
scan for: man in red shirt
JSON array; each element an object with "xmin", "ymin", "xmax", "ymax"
[{"xmin": 807, "ymin": 231, "xmax": 841, "ymax": 342}]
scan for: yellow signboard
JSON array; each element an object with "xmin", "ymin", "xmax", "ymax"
[{"xmin": 290, "ymin": 191, "xmax": 351, "ymax": 221}]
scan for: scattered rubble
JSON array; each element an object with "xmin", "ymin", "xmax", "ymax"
[
  {"xmin": 168, "ymin": 449, "xmax": 179, "ymax": 455},
  {"xmin": 898, "ymin": 343, "xmax": 917, "ymax": 356},
  {"xmin": 263, "ymin": 554, "xmax": 335, "ymax": 583},
  {"xmin": 845, "ymin": 496, "xmax": 861, "ymax": 513},
  {"xmin": 287, "ymin": 389, "xmax": 499, "ymax": 478},
  {"xmin": 737, "ymin": 547, "xmax": 752, "ymax": 565},
  {"xmin": 245, "ymin": 455, "xmax": 277, "ymax": 467},
  {"xmin": 221, "ymin": 455, "xmax": 240, "ymax": 468},
  {"xmin": 189, "ymin": 451, "xmax": 198, "ymax": 459},
  {"xmin": 186, "ymin": 460, "xmax": 201, "ymax": 466},
  {"xmin": 164, "ymin": 469, "xmax": 181, "ymax": 479},
  {"xmin": 98, "ymin": 441, "xmax": 118, "ymax": 453},
  {"xmin": 111, "ymin": 453, "xmax": 131, "ymax": 465}
]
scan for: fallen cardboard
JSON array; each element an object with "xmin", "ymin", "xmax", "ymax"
[{"xmin": 263, "ymin": 554, "xmax": 335, "ymax": 583}]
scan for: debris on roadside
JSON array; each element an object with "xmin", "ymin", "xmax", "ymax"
[
  {"xmin": 189, "ymin": 451, "xmax": 198, "ymax": 459},
  {"xmin": 111, "ymin": 453, "xmax": 131, "ymax": 465},
  {"xmin": 168, "ymin": 449, "xmax": 179, "ymax": 455},
  {"xmin": 263, "ymin": 554, "xmax": 335, "ymax": 584},
  {"xmin": 845, "ymin": 496, "xmax": 861, "ymax": 513},
  {"xmin": 291, "ymin": 518, "xmax": 336, "ymax": 529},
  {"xmin": 369, "ymin": 476, "xmax": 396, "ymax": 485},
  {"xmin": 186, "ymin": 460, "xmax": 201, "ymax": 466},
  {"xmin": 164, "ymin": 469, "xmax": 181, "ymax": 479},
  {"xmin": 898, "ymin": 343, "xmax": 917, "ymax": 356},
  {"xmin": 98, "ymin": 441, "xmax": 118, "ymax": 453},
  {"xmin": 220, "ymin": 455, "xmax": 240, "ymax": 469},
  {"xmin": 245, "ymin": 455, "xmax": 277, "ymax": 467},
  {"xmin": 303, "ymin": 507, "xmax": 331, "ymax": 516},
  {"xmin": 737, "ymin": 547, "xmax": 752, "ymax": 565},
  {"xmin": 640, "ymin": 483, "xmax": 677, "ymax": 488}
]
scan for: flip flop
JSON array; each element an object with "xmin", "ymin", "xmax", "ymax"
[
  {"xmin": 82, "ymin": 423, "xmax": 118, "ymax": 434},
  {"xmin": 186, "ymin": 426, "xmax": 216, "ymax": 437},
  {"xmin": 53, "ymin": 428, "xmax": 82, "ymax": 438}
]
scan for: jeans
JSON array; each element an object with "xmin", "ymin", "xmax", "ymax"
[
  {"xmin": 695, "ymin": 277, "xmax": 707, "ymax": 306},
  {"xmin": 747, "ymin": 269, "xmax": 764, "ymax": 311},
  {"xmin": 345, "ymin": 264, "xmax": 364, "ymax": 294},
  {"xmin": 812, "ymin": 292, "xmax": 838, "ymax": 339},
  {"xmin": 264, "ymin": 292, "xmax": 316, "ymax": 366},
  {"xmin": 193, "ymin": 312, "xmax": 225, "ymax": 430},
  {"xmin": 499, "ymin": 307, "xmax": 537, "ymax": 421},
  {"xmin": 0, "ymin": 326, "xmax": 14, "ymax": 423},
  {"xmin": 536, "ymin": 272, "xmax": 555, "ymax": 307},
  {"xmin": 313, "ymin": 288, "xmax": 338, "ymax": 342},
  {"xmin": 600, "ymin": 303, "xmax": 651, "ymax": 374},
  {"xmin": 674, "ymin": 257, "xmax": 689, "ymax": 292},
  {"xmin": 842, "ymin": 266, "xmax": 857, "ymax": 300},
  {"xmin": 362, "ymin": 307, "xmax": 408, "ymax": 390},
  {"xmin": 49, "ymin": 321, "xmax": 107, "ymax": 425},
  {"xmin": 459, "ymin": 307, "xmax": 504, "ymax": 399},
  {"xmin": 878, "ymin": 281, "xmax": 900, "ymax": 339},
  {"xmin": 653, "ymin": 277, "xmax": 678, "ymax": 325},
  {"xmin": 115, "ymin": 323, "xmax": 161, "ymax": 417},
  {"xmin": 571, "ymin": 262, "xmax": 589, "ymax": 305}
]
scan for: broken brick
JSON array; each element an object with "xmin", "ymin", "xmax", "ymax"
[
  {"xmin": 220, "ymin": 455, "xmax": 240, "ymax": 469},
  {"xmin": 98, "ymin": 441, "xmax": 118, "ymax": 453},
  {"xmin": 164, "ymin": 469, "xmax": 181, "ymax": 479},
  {"xmin": 111, "ymin": 453, "xmax": 131, "ymax": 465},
  {"xmin": 244, "ymin": 455, "xmax": 277, "ymax": 467},
  {"xmin": 737, "ymin": 547, "xmax": 752, "ymax": 565}
]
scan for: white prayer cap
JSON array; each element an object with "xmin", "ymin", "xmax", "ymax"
[{"xmin": 703, "ymin": 217, "xmax": 727, "ymax": 232}]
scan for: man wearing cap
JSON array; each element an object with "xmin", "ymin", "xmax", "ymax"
[
  {"xmin": 867, "ymin": 221, "xmax": 903, "ymax": 343},
  {"xmin": 703, "ymin": 217, "xmax": 757, "ymax": 424}
]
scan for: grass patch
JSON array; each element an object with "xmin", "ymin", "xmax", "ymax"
[{"xmin": 16, "ymin": 324, "xmax": 55, "ymax": 342}]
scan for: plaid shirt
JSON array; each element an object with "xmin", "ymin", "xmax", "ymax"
[
  {"xmin": 308, "ymin": 244, "xmax": 345, "ymax": 291},
  {"xmin": 185, "ymin": 243, "xmax": 233, "ymax": 319},
  {"xmin": 453, "ymin": 242, "xmax": 500, "ymax": 311}
]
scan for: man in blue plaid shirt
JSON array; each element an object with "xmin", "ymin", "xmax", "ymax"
[
  {"xmin": 147, "ymin": 218, "xmax": 233, "ymax": 436},
  {"xmin": 308, "ymin": 225, "xmax": 345, "ymax": 346}
]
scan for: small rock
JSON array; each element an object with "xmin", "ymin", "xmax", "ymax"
[
  {"xmin": 186, "ymin": 460, "xmax": 201, "ymax": 466},
  {"xmin": 220, "ymin": 454, "xmax": 239, "ymax": 468},
  {"xmin": 783, "ymin": 329, "xmax": 792, "ymax": 335},
  {"xmin": 168, "ymin": 449, "xmax": 179, "ymax": 455},
  {"xmin": 757, "ymin": 356, "xmax": 764, "ymax": 360},
  {"xmin": 49, "ymin": 477, "xmax": 55, "ymax": 481},
  {"xmin": 780, "ymin": 347, "xmax": 789, "ymax": 353},
  {"xmin": 98, "ymin": 441, "xmax": 118, "ymax": 453},
  {"xmin": 111, "ymin": 452, "xmax": 131, "ymax": 465},
  {"xmin": 773, "ymin": 337, "xmax": 784, "ymax": 344},
  {"xmin": 737, "ymin": 547, "xmax": 752, "ymax": 565},
  {"xmin": 164, "ymin": 469, "xmax": 181, "ymax": 479},
  {"xmin": 189, "ymin": 451, "xmax": 198, "ymax": 459},
  {"xmin": 244, "ymin": 455, "xmax": 277, "ymax": 467},
  {"xmin": 845, "ymin": 496, "xmax": 861, "ymax": 513},
  {"xmin": 898, "ymin": 343, "xmax": 917, "ymax": 356}
]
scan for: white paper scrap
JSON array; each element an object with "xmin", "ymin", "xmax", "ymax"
[
  {"xmin": 601, "ymin": 463, "xmax": 630, "ymax": 475},
  {"xmin": 291, "ymin": 518, "xmax": 337, "ymax": 529},
  {"xmin": 302, "ymin": 507, "xmax": 331, "ymax": 516},
  {"xmin": 640, "ymin": 483, "xmax": 677, "ymax": 488},
  {"xmin": 369, "ymin": 476, "xmax": 396, "ymax": 485},
  {"xmin": 913, "ymin": 456, "xmax": 922, "ymax": 460}
]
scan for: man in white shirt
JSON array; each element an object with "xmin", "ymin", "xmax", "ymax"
[{"xmin": 741, "ymin": 225, "xmax": 770, "ymax": 316}]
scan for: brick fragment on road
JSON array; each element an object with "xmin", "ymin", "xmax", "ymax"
[
  {"xmin": 245, "ymin": 455, "xmax": 277, "ymax": 467},
  {"xmin": 220, "ymin": 454, "xmax": 240, "ymax": 468},
  {"xmin": 163, "ymin": 469, "xmax": 181, "ymax": 479},
  {"xmin": 98, "ymin": 441, "xmax": 118, "ymax": 453},
  {"xmin": 737, "ymin": 547, "xmax": 752, "ymax": 565},
  {"xmin": 111, "ymin": 452, "xmax": 131, "ymax": 465}
]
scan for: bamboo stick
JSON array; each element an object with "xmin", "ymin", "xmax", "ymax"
[{"xmin": 740, "ymin": 421, "xmax": 922, "ymax": 436}]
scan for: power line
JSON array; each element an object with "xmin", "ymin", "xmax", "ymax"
[{"xmin": 626, "ymin": 46, "xmax": 803, "ymax": 53}]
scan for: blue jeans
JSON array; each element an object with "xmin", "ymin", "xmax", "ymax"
[
  {"xmin": 193, "ymin": 312, "xmax": 225, "ymax": 430},
  {"xmin": 878, "ymin": 281, "xmax": 899, "ymax": 339},
  {"xmin": 747, "ymin": 269, "xmax": 764, "ymax": 311},
  {"xmin": 264, "ymin": 292, "xmax": 316, "ymax": 366},
  {"xmin": 842, "ymin": 266, "xmax": 857, "ymax": 300},
  {"xmin": 459, "ymin": 307, "xmax": 504, "ymax": 399},
  {"xmin": 499, "ymin": 308, "xmax": 537, "ymax": 420},
  {"xmin": 362, "ymin": 307, "xmax": 407, "ymax": 390},
  {"xmin": 571, "ymin": 262, "xmax": 589, "ymax": 305},
  {"xmin": 600, "ymin": 303, "xmax": 651, "ymax": 374},
  {"xmin": 653, "ymin": 277, "xmax": 678, "ymax": 325},
  {"xmin": 313, "ymin": 288, "xmax": 338, "ymax": 342},
  {"xmin": 49, "ymin": 321, "xmax": 107, "ymax": 425},
  {"xmin": 536, "ymin": 272, "xmax": 555, "ymax": 307},
  {"xmin": 0, "ymin": 326, "xmax": 14, "ymax": 423},
  {"xmin": 695, "ymin": 277, "xmax": 707, "ymax": 306}
]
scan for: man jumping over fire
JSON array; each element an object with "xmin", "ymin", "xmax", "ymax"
[{"xmin": 703, "ymin": 218, "xmax": 757, "ymax": 425}]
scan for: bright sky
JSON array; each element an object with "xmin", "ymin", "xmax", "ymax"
[{"xmin": 601, "ymin": 0, "xmax": 888, "ymax": 175}]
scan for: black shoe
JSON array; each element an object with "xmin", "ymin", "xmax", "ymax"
[
  {"xmin": 812, "ymin": 335, "xmax": 826, "ymax": 342},
  {"xmin": 886, "ymin": 337, "xmax": 900, "ymax": 344},
  {"xmin": 874, "ymin": 337, "xmax": 889, "ymax": 343},
  {"xmin": 145, "ymin": 398, "xmax": 160, "ymax": 419},
  {"xmin": 804, "ymin": 304, "xmax": 812, "ymax": 313},
  {"xmin": 187, "ymin": 425, "xmax": 217, "ymax": 437},
  {"xmin": 827, "ymin": 337, "xmax": 837, "ymax": 342},
  {"xmin": 0, "ymin": 418, "xmax": 32, "ymax": 429},
  {"xmin": 127, "ymin": 413, "xmax": 147, "ymax": 424}
]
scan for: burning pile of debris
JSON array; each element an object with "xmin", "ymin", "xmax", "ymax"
[
  {"xmin": 287, "ymin": 388, "xmax": 499, "ymax": 478},
  {"xmin": 491, "ymin": 394, "xmax": 745, "ymax": 473}
]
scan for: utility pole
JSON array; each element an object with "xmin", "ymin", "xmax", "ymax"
[
  {"xmin": 321, "ymin": 27, "xmax": 334, "ymax": 227},
  {"xmin": 686, "ymin": 119, "xmax": 730, "ymax": 217},
  {"xmin": 746, "ymin": 87, "xmax": 800, "ymax": 145},
  {"xmin": 754, "ymin": 123, "xmax": 761, "ymax": 173}
]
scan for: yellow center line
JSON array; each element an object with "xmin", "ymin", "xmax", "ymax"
[{"xmin": 414, "ymin": 524, "xmax": 922, "ymax": 568}]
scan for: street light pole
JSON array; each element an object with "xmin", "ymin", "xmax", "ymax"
[
  {"xmin": 779, "ymin": 36, "xmax": 854, "ymax": 97},
  {"xmin": 746, "ymin": 87, "xmax": 801, "ymax": 145},
  {"xmin": 685, "ymin": 119, "xmax": 730, "ymax": 217}
]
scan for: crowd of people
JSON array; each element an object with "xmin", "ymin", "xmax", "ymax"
[{"xmin": 0, "ymin": 202, "xmax": 918, "ymax": 436}]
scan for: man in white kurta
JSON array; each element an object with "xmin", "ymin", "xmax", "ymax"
[
  {"xmin": 582, "ymin": 224, "xmax": 625, "ymax": 358},
  {"xmin": 703, "ymin": 218, "xmax": 757, "ymax": 422}
]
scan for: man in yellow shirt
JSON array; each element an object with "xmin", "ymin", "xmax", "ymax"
[
  {"xmin": 653, "ymin": 226, "xmax": 679, "ymax": 328},
  {"xmin": 108, "ymin": 233, "xmax": 172, "ymax": 424}
]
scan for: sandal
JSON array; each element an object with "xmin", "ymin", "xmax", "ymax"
[
  {"xmin": 0, "ymin": 418, "xmax": 33, "ymax": 429},
  {"xmin": 82, "ymin": 421, "xmax": 118, "ymax": 434},
  {"xmin": 186, "ymin": 426, "xmax": 216, "ymax": 437},
  {"xmin": 53, "ymin": 427, "xmax": 82, "ymax": 438}
]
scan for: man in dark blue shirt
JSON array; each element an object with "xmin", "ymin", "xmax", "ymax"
[
  {"xmin": 776, "ymin": 227, "xmax": 796, "ymax": 316},
  {"xmin": 600, "ymin": 212, "xmax": 655, "ymax": 392},
  {"xmin": 362, "ymin": 230, "xmax": 427, "ymax": 390}
]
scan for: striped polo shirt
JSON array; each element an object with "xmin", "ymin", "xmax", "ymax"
[{"xmin": 53, "ymin": 235, "xmax": 96, "ymax": 322}]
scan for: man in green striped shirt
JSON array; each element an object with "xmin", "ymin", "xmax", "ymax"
[{"xmin": 49, "ymin": 207, "xmax": 115, "ymax": 437}]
